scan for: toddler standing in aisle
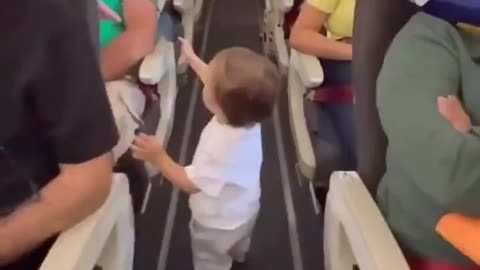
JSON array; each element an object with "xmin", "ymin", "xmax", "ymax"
[{"xmin": 131, "ymin": 38, "xmax": 281, "ymax": 270}]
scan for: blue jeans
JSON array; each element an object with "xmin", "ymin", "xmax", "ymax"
[
  {"xmin": 157, "ymin": 11, "xmax": 177, "ymax": 42},
  {"xmin": 304, "ymin": 59, "xmax": 357, "ymax": 182}
]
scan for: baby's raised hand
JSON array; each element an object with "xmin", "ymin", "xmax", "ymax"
[
  {"xmin": 131, "ymin": 133, "xmax": 166, "ymax": 164},
  {"xmin": 178, "ymin": 37, "xmax": 196, "ymax": 65},
  {"xmin": 437, "ymin": 95, "xmax": 472, "ymax": 133}
]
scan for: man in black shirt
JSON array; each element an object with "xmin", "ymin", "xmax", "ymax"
[{"xmin": 0, "ymin": 0, "xmax": 119, "ymax": 268}]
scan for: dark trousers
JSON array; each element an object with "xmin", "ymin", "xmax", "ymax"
[{"xmin": 305, "ymin": 59, "xmax": 357, "ymax": 183}]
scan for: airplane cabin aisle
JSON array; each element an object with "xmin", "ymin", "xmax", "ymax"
[{"xmin": 133, "ymin": 1, "xmax": 325, "ymax": 269}]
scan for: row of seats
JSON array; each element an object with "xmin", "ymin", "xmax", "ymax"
[
  {"xmin": 40, "ymin": 0, "xmax": 354, "ymax": 267},
  {"xmin": 265, "ymin": 0, "xmax": 422, "ymax": 270},
  {"xmin": 266, "ymin": 0, "xmax": 356, "ymax": 208},
  {"xmin": 38, "ymin": 0, "xmax": 203, "ymax": 269}
]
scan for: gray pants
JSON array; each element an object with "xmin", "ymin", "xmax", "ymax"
[{"xmin": 190, "ymin": 217, "xmax": 257, "ymax": 270}]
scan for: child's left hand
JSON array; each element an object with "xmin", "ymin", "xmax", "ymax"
[{"xmin": 131, "ymin": 133, "xmax": 166, "ymax": 164}]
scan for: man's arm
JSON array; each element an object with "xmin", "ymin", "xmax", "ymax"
[
  {"xmin": 101, "ymin": 0, "xmax": 157, "ymax": 81},
  {"xmin": 0, "ymin": 154, "xmax": 113, "ymax": 265},
  {"xmin": 0, "ymin": 3, "xmax": 118, "ymax": 264}
]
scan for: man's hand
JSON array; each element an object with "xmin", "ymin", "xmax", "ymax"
[{"xmin": 438, "ymin": 95, "xmax": 472, "ymax": 133}]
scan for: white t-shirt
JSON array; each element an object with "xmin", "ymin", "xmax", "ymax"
[{"xmin": 185, "ymin": 117, "xmax": 262, "ymax": 230}]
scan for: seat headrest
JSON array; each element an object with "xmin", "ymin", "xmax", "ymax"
[{"xmin": 352, "ymin": 0, "xmax": 418, "ymax": 193}]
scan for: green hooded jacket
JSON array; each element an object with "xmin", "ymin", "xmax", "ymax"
[{"xmin": 377, "ymin": 12, "xmax": 480, "ymax": 266}]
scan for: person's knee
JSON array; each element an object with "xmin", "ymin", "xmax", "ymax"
[{"xmin": 314, "ymin": 139, "xmax": 343, "ymax": 174}]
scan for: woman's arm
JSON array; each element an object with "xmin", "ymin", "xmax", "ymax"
[
  {"xmin": 101, "ymin": 0, "xmax": 157, "ymax": 81},
  {"xmin": 289, "ymin": 3, "xmax": 352, "ymax": 60}
]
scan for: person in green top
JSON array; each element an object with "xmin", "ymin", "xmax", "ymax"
[
  {"xmin": 100, "ymin": 0, "xmax": 157, "ymax": 81},
  {"xmin": 98, "ymin": 0, "xmax": 157, "ymax": 160},
  {"xmin": 376, "ymin": 10, "xmax": 480, "ymax": 270}
]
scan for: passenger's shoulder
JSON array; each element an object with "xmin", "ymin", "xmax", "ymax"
[{"xmin": 23, "ymin": 0, "xmax": 84, "ymax": 31}]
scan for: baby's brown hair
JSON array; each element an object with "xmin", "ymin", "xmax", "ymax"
[{"xmin": 212, "ymin": 47, "xmax": 281, "ymax": 127}]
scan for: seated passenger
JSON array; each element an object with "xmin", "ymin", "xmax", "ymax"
[
  {"xmin": 376, "ymin": 1, "xmax": 480, "ymax": 269},
  {"xmin": 99, "ymin": 0, "xmax": 157, "ymax": 160},
  {"xmin": 0, "ymin": 1, "xmax": 117, "ymax": 269},
  {"xmin": 289, "ymin": 0, "xmax": 356, "ymax": 184}
]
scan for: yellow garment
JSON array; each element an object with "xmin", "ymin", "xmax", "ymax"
[
  {"xmin": 457, "ymin": 23, "xmax": 480, "ymax": 38},
  {"xmin": 307, "ymin": 0, "xmax": 355, "ymax": 39}
]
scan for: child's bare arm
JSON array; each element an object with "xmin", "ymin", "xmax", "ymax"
[
  {"xmin": 153, "ymin": 154, "xmax": 199, "ymax": 194},
  {"xmin": 131, "ymin": 134, "xmax": 199, "ymax": 194},
  {"xmin": 178, "ymin": 38, "xmax": 209, "ymax": 83},
  {"xmin": 189, "ymin": 54, "xmax": 209, "ymax": 84}
]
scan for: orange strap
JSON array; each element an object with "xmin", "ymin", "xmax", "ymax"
[{"xmin": 436, "ymin": 213, "xmax": 480, "ymax": 265}]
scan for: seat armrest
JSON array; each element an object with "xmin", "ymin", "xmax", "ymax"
[
  {"xmin": 173, "ymin": 0, "xmax": 194, "ymax": 13},
  {"xmin": 156, "ymin": 0, "xmax": 166, "ymax": 11},
  {"xmin": 287, "ymin": 54, "xmax": 316, "ymax": 180},
  {"xmin": 40, "ymin": 174, "xmax": 134, "ymax": 270},
  {"xmin": 279, "ymin": 0, "xmax": 294, "ymax": 13},
  {"xmin": 139, "ymin": 40, "xmax": 170, "ymax": 85},
  {"xmin": 325, "ymin": 171, "xmax": 410, "ymax": 270},
  {"xmin": 290, "ymin": 49, "xmax": 324, "ymax": 88}
]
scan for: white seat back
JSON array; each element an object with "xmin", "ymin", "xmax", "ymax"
[
  {"xmin": 41, "ymin": 174, "xmax": 134, "ymax": 270},
  {"xmin": 324, "ymin": 172, "xmax": 410, "ymax": 270}
]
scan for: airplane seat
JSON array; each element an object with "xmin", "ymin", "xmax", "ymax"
[
  {"xmin": 263, "ymin": 0, "xmax": 294, "ymax": 72},
  {"xmin": 283, "ymin": 0, "xmax": 302, "ymax": 38},
  {"xmin": 323, "ymin": 0, "xmax": 420, "ymax": 270},
  {"xmin": 110, "ymin": 0, "xmax": 180, "ymax": 213},
  {"xmin": 172, "ymin": 0, "xmax": 202, "ymax": 72},
  {"xmin": 288, "ymin": 47, "xmax": 355, "ymax": 211},
  {"xmin": 40, "ymin": 174, "xmax": 135, "ymax": 270},
  {"xmin": 137, "ymin": 5, "xmax": 179, "ymax": 176},
  {"xmin": 287, "ymin": 10, "xmax": 355, "ymax": 211}
]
